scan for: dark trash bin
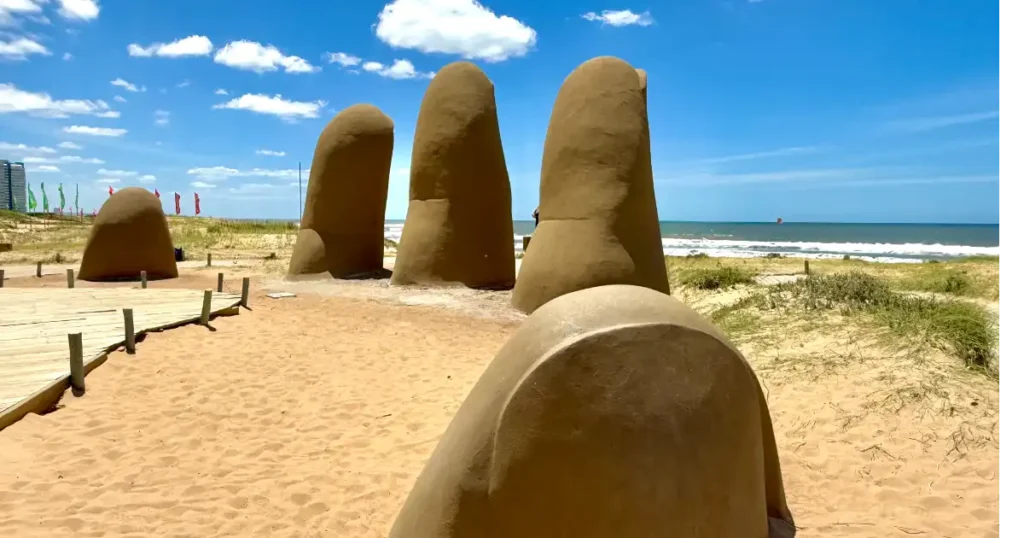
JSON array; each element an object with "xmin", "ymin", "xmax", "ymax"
[{"xmin": 174, "ymin": 247, "xmax": 184, "ymax": 262}]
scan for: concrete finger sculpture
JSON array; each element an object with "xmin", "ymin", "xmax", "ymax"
[
  {"xmin": 390, "ymin": 285, "xmax": 795, "ymax": 538},
  {"xmin": 511, "ymin": 57, "xmax": 669, "ymax": 313},
  {"xmin": 289, "ymin": 104, "xmax": 394, "ymax": 278},
  {"xmin": 78, "ymin": 187, "xmax": 177, "ymax": 281},
  {"xmin": 390, "ymin": 62, "xmax": 515, "ymax": 289}
]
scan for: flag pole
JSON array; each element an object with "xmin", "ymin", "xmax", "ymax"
[{"xmin": 298, "ymin": 161, "xmax": 302, "ymax": 222}]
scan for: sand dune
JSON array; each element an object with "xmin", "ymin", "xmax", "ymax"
[{"xmin": 0, "ymin": 273, "xmax": 999, "ymax": 537}]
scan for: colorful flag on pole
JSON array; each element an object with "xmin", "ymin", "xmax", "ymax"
[
  {"xmin": 154, "ymin": 188, "xmax": 160, "ymax": 199},
  {"xmin": 194, "ymin": 192, "xmax": 201, "ymax": 216},
  {"xmin": 174, "ymin": 192, "xmax": 181, "ymax": 215},
  {"xmin": 41, "ymin": 183, "xmax": 49, "ymax": 212},
  {"xmin": 27, "ymin": 184, "xmax": 37, "ymax": 211},
  {"xmin": 108, "ymin": 185, "xmax": 114, "ymax": 197},
  {"xmin": 74, "ymin": 183, "xmax": 79, "ymax": 212},
  {"xmin": 58, "ymin": 183, "xmax": 65, "ymax": 210}
]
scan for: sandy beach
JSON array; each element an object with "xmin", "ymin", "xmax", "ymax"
[{"xmin": 0, "ymin": 264, "xmax": 999, "ymax": 537}]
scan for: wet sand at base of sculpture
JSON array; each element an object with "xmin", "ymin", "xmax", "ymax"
[{"xmin": 0, "ymin": 272, "xmax": 998, "ymax": 537}]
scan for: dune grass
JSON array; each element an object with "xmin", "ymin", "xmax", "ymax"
[
  {"xmin": 666, "ymin": 257, "xmax": 757, "ymax": 290},
  {"xmin": 674, "ymin": 266, "xmax": 756, "ymax": 290},
  {"xmin": 712, "ymin": 271, "xmax": 997, "ymax": 372},
  {"xmin": 665, "ymin": 254, "xmax": 999, "ymax": 299}
]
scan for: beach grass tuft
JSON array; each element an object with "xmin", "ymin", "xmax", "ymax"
[
  {"xmin": 670, "ymin": 264, "xmax": 756, "ymax": 290},
  {"xmin": 730, "ymin": 272, "xmax": 997, "ymax": 371}
]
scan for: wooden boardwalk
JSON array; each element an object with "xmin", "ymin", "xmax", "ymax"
[{"xmin": 0, "ymin": 287, "xmax": 241, "ymax": 430}]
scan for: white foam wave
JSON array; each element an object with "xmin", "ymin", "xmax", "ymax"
[{"xmin": 383, "ymin": 223, "xmax": 996, "ymax": 263}]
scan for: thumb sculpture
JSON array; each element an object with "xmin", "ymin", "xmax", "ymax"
[
  {"xmin": 78, "ymin": 187, "xmax": 177, "ymax": 281},
  {"xmin": 390, "ymin": 285, "xmax": 796, "ymax": 538},
  {"xmin": 390, "ymin": 62, "xmax": 516, "ymax": 290},
  {"xmin": 289, "ymin": 104, "xmax": 394, "ymax": 278},
  {"xmin": 511, "ymin": 57, "xmax": 669, "ymax": 313}
]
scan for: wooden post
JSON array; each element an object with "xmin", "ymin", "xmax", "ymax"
[
  {"xmin": 200, "ymin": 290, "xmax": 213, "ymax": 325},
  {"xmin": 66, "ymin": 269, "xmax": 75, "ymax": 288},
  {"xmin": 68, "ymin": 332, "xmax": 84, "ymax": 395},
  {"xmin": 217, "ymin": 273, "xmax": 224, "ymax": 293},
  {"xmin": 241, "ymin": 277, "xmax": 250, "ymax": 308},
  {"xmin": 140, "ymin": 271, "xmax": 148, "ymax": 289},
  {"xmin": 36, "ymin": 261, "xmax": 42, "ymax": 277},
  {"xmin": 0, "ymin": 269, "xmax": 5, "ymax": 288},
  {"xmin": 804, "ymin": 260, "xmax": 810, "ymax": 275},
  {"xmin": 206, "ymin": 253, "xmax": 212, "ymax": 267},
  {"xmin": 123, "ymin": 308, "xmax": 135, "ymax": 354}
]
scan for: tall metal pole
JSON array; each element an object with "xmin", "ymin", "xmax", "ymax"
[{"xmin": 298, "ymin": 161, "xmax": 302, "ymax": 222}]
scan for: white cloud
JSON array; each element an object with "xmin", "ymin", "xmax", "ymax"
[
  {"xmin": 214, "ymin": 88, "xmax": 228, "ymax": 95},
  {"xmin": 190, "ymin": 181, "xmax": 216, "ymax": 188},
  {"xmin": 58, "ymin": 141, "xmax": 82, "ymax": 150},
  {"xmin": 59, "ymin": 155, "xmax": 102, "ymax": 164},
  {"xmin": 213, "ymin": 40, "xmax": 318, "ymax": 73},
  {"xmin": 62, "ymin": 52, "xmax": 72, "ymax": 60},
  {"xmin": 95, "ymin": 110, "xmax": 119, "ymax": 118},
  {"xmin": 128, "ymin": 35, "xmax": 213, "ymax": 58},
  {"xmin": 96, "ymin": 168, "xmax": 137, "ymax": 177},
  {"xmin": 0, "ymin": 83, "xmax": 115, "ymax": 118},
  {"xmin": 31, "ymin": 164, "xmax": 60, "ymax": 172},
  {"xmin": 154, "ymin": 109, "xmax": 170, "ymax": 125},
  {"xmin": 96, "ymin": 178, "xmax": 120, "ymax": 184},
  {"xmin": 0, "ymin": 37, "xmax": 50, "ymax": 59},
  {"xmin": 228, "ymin": 182, "xmax": 279, "ymax": 194},
  {"xmin": 0, "ymin": 0, "xmax": 46, "ymax": 26},
  {"xmin": 187, "ymin": 166, "xmax": 305, "ymax": 181},
  {"xmin": 325, "ymin": 51, "xmax": 361, "ymax": 67},
  {"xmin": 658, "ymin": 166, "xmax": 929, "ymax": 187},
  {"xmin": 698, "ymin": 146, "xmax": 824, "ymax": 165},
  {"xmin": 139, "ymin": 174, "xmax": 156, "ymax": 183},
  {"xmin": 176, "ymin": 79, "xmax": 190, "ymax": 88},
  {"xmin": 111, "ymin": 78, "xmax": 144, "ymax": 92},
  {"xmin": 213, "ymin": 93, "xmax": 325, "ymax": 120},
  {"xmin": 0, "ymin": 141, "xmax": 56, "ymax": 154},
  {"xmin": 113, "ymin": 95, "xmax": 126, "ymax": 103},
  {"xmin": 20, "ymin": 154, "xmax": 103, "ymax": 165},
  {"xmin": 581, "ymin": 9, "xmax": 654, "ymax": 27},
  {"xmin": 256, "ymin": 149, "xmax": 286, "ymax": 156},
  {"xmin": 56, "ymin": 0, "xmax": 99, "ymax": 21},
  {"xmin": 63, "ymin": 125, "xmax": 127, "ymax": 137},
  {"xmin": 361, "ymin": 58, "xmax": 431, "ymax": 79},
  {"xmin": 375, "ymin": 0, "xmax": 536, "ymax": 62},
  {"xmin": 883, "ymin": 111, "xmax": 1000, "ymax": 133}
]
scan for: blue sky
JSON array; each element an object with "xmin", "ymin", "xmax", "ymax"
[{"xmin": 0, "ymin": 0, "xmax": 999, "ymax": 223}]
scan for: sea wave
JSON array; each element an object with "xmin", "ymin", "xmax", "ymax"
[{"xmin": 384, "ymin": 224, "xmax": 997, "ymax": 263}]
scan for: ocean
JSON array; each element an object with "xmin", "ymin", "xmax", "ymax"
[{"xmin": 383, "ymin": 220, "xmax": 999, "ymax": 263}]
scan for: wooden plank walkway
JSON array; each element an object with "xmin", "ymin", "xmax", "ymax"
[{"xmin": 0, "ymin": 287, "xmax": 241, "ymax": 430}]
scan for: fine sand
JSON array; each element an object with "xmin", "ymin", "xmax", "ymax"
[{"xmin": 0, "ymin": 270, "xmax": 999, "ymax": 537}]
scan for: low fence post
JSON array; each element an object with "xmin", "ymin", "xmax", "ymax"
[
  {"xmin": 123, "ymin": 308, "xmax": 136, "ymax": 354},
  {"xmin": 200, "ymin": 290, "xmax": 213, "ymax": 325},
  {"xmin": 68, "ymin": 333, "xmax": 84, "ymax": 395},
  {"xmin": 241, "ymin": 277, "xmax": 250, "ymax": 308}
]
